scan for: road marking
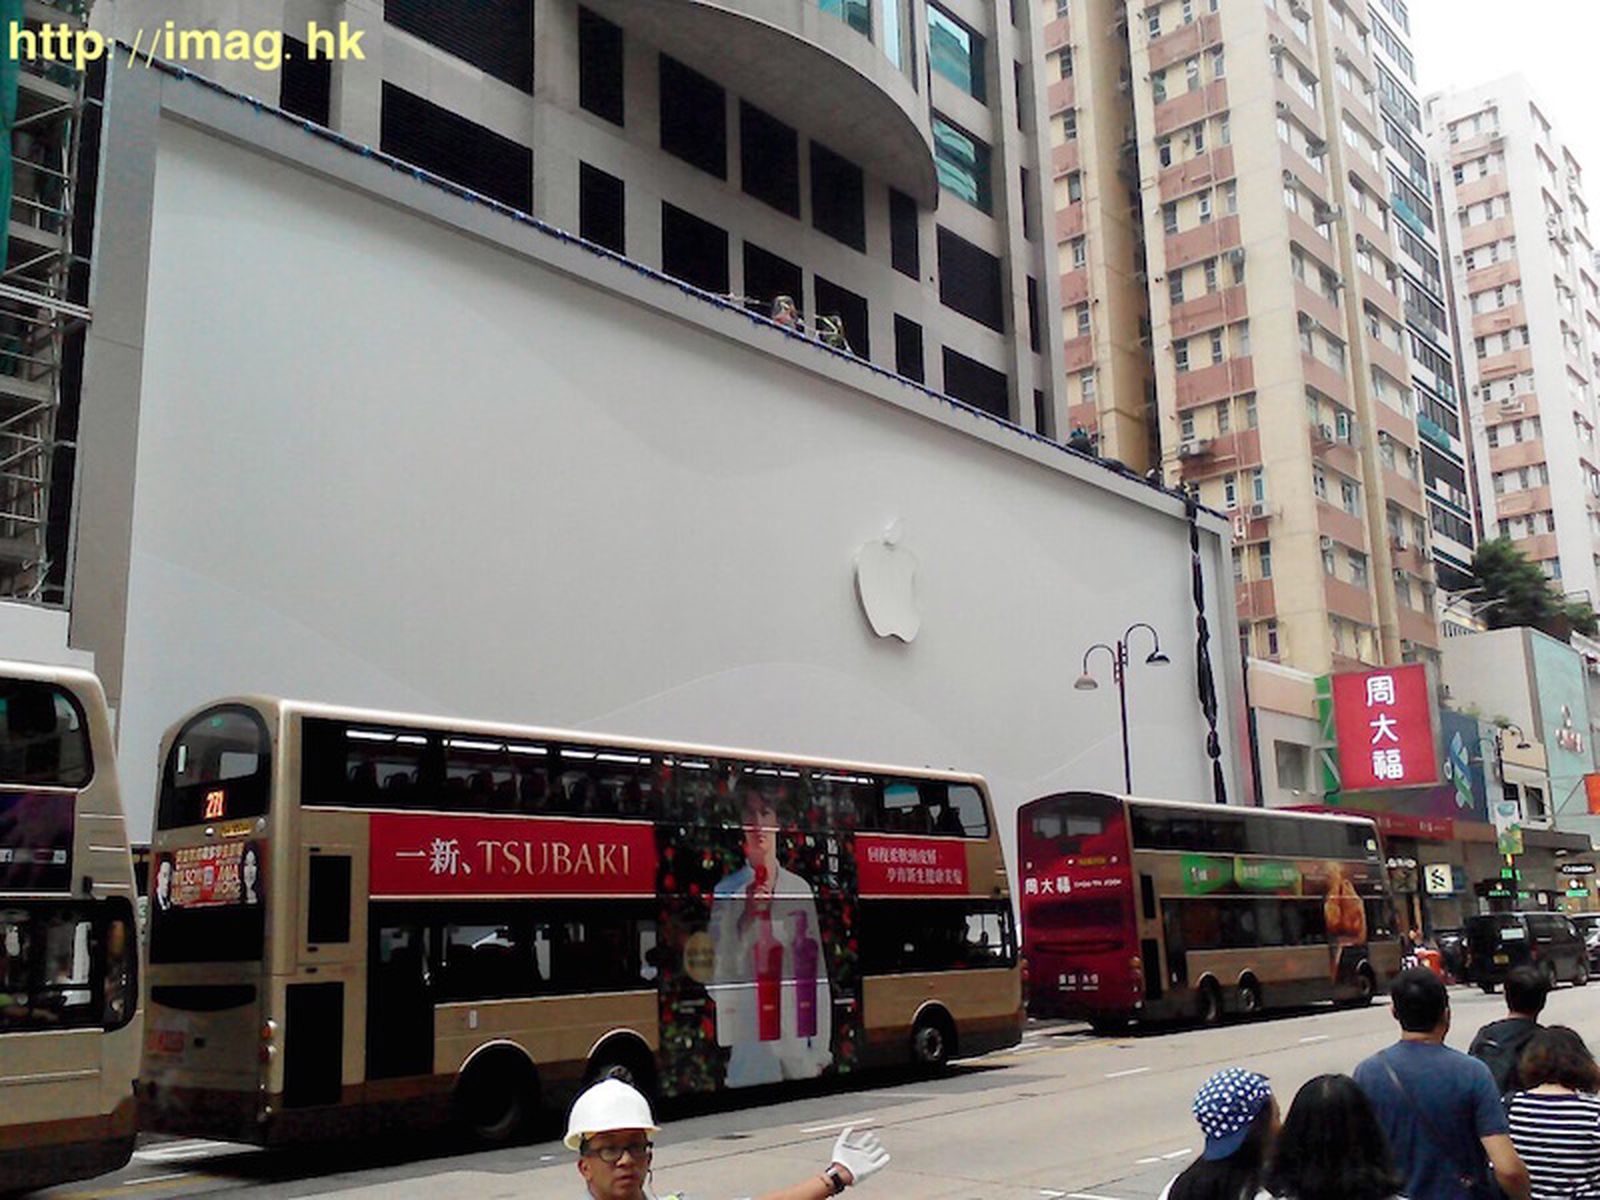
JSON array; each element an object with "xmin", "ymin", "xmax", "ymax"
[
  {"xmin": 1136, "ymin": 1157, "xmax": 1162, "ymax": 1165},
  {"xmin": 1105, "ymin": 1066, "xmax": 1150, "ymax": 1078},
  {"xmin": 1299, "ymin": 1034, "xmax": 1330, "ymax": 1044},
  {"xmin": 1068, "ymin": 1192, "xmax": 1127, "ymax": 1200},
  {"xmin": 1040, "ymin": 1191, "xmax": 1067, "ymax": 1198},
  {"xmin": 1163, "ymin": 1148, "xmax": 1195, "ymax": 1160},
  {"xmin": 51, "ymin": 1172, "xmax": 218, "ymax": 1199},
  {"xmin": 133, "ymin": 1139, "xmax": 243, "ymax": 1163},
  {"xmin": 799, "ymin": 1116, "xmax": 877, "ymax": 1134}
]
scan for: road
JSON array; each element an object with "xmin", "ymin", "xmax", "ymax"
[{"xmin": 41, "ymin": 983, "xmax": 1599, "ymax": 1200}]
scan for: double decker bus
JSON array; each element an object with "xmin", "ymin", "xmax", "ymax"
[
  {"xmin": 0, "ymin": 662, "xmax": 141, "ymax": 1189},
  {"xmin": 1018, "ymin": 792, "xmax": 1402, "ymax": 1029},
  {"xmin": 141, "ymin": 699, "xmax": 1020, "ymax": 1144}
]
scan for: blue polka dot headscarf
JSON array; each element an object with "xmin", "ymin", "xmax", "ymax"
[{"xmin": 1193, "ymin": 1068, "xmax": 1273, "ymax": 1161}]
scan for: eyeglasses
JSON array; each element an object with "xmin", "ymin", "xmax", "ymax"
[{"xmin": 585, "ymin": 1140, "xmax": 653, "ymax": 1165}]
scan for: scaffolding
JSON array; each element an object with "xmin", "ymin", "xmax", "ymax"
[{"xmin": 1, "ymin": 0, "xmax": 92, "ymax": 604}]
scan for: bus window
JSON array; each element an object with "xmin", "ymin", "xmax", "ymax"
[
  {"xmin": 438, "ymin": 920, "xmax": 540, "ymax": 1000},
  {"xmin": 862, "ymin": 900, "xmax": 1015, "ymax": 972},
  {"xmin": 923, "ymin": 782, "xmax": 989, "ymax": 838},
  {"xmin": 444, "ymin": 738, "xmax": 518, "ymax": 810},
  {"xmin": 0, "ymin": 904, "xmax": 101, "ymax": 1031},
  {"xmin": 160, "ymin": 706, "xmax": 270, "ymax": 828},
  {"xmin": 883, "ymin": 782, "xmax": 932, "ymax": 833},
  {"xmin": 0, "ymin": 680, "xmax": 90, "ymax": 787},
  {"xmin": 302, "ymin": 720, "xmax": 431, "ymax": 808},
  {"xmin": 306, "ymin": 856, "xmax": 352, "ymax": 945},
  {"xmin": 806, "ymin": 770, "xmax": 878, "ymax": 831}
]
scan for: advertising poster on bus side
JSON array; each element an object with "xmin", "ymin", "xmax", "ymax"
[
  {"xmin": 0, "ymin": 790, "xmax": 74, "ymax": 891},
  {"xmin": 153, "ymin": 838, "xmax": 266, "ymax": 911},
  {"xmin": 654, "ymin": 767, "xmax": 863, "ymax": 1094}
]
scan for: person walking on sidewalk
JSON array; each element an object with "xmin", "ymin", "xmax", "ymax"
[
  {"xmin": 1260, "ymin": 1074, "xmax": 1405, "ymax": 1200},
  {"xmin": 565, "ymin": 1077, "xmax": 891, "ymax": 1200},
  {"xmin": 1353, "ymin": 967, "xmax": 1531, "ymax": 1200},
  {"xmin": 1506, "ymin": 1026, "xmax": 1600, "ymax": 1200},
  {"xmin": 1469, "ymin": 965, "xmax": 1548, "ymax": 1097},
  {"xmin": 1157, "ymin": 1068, "xmax": 1279, "ymax": 1200}
]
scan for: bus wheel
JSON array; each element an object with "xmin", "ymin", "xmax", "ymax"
[
  {"xmin": 1479, "ymin": 982, "xmax": 1497, "ymax": 994},
  {"xmin": 1353, "ymin": 966, "xmax": 1376, "ymax": 1006},
  {"xmin": 1237, "ymin": 979, "xmax": 1263, "ymax": 1016},
  {"xmin": 1196, "ymin": 980, "xmax": 1223, "ymax": 1027},
  {"xmin": 455, "ymin": 1049, "xmax": 538, "ymax": 1146},
  {"xmin": 910, "ymin": 1010, "xmax": 955, "ymax": 1070}
]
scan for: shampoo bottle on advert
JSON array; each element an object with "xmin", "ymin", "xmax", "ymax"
[
  {"xmin": 754, "ymin": 913, "xmax": 783, "ymax": 1041},
  {"xmin": 791, "ymin": 912, "xmax": 819, "ymax": 1038}
]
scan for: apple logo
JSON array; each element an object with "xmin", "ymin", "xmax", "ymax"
[{"xmin": 855, "ymin": 520, "xmax": 921, "ymax": 642}]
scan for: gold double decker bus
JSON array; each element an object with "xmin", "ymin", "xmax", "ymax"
[
  {"xmin": 141, "ymin": 699, "xmax": 1020, "ymax": 1144},
  {"xmin": 0, "ymin": 661, "xmax": 141, "ymax": 1190}
]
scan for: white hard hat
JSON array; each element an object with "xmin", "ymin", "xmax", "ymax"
[{"xmin": 563, "ymin": 1078, "xmax": 659, "ymax": 1151}]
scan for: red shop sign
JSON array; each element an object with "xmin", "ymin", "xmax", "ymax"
[
  {"xmin": 1331, "ymin": 664, "xmax": 1439, "ymax": 791},
  {"xmin": 856, "ymin": 834, "xmax": 969, "ymax": 896},
  {"xmin": 369, "ymin": 813, "xmax": 657, "ymax": 898}
]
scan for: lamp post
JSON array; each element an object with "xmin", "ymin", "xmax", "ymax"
[
  {"xmin": 1471, "ymin": 725, "xmax": 1534, "ymax": 908},
  {"xmin": 1075, "ymin": 622, "xmax": 1170, "ymax": 794}
]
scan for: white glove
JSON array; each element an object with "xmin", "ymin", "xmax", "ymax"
[{"xmin": 830, "ymin": 1126, "xmax": 890, "ymax": 1187}]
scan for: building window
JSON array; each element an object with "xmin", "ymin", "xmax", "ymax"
[
  {"xmin": 578, "ymin": 163, "xmax": 625, "ymax": 254},
  {"xmin": 820, "ymin": 0, "xmax": 872, "ymax": 36},
  {"xmin": 932, "ymin": 114, "xmax": 993, "ymax": 212},
  {"xmin": 388, "ymin": 0, "xmax": 534, "ymax": 92},
  {"xmin": 942, "ymin": 348, "xmax": 1010, "ymax": 419},
  {"xmin": 739, "ymin": 102, "xmax": 800, "ymax": 217},
  {"xmin": 1027, "ymin": 278, "xmax": 1041, "ymax": 353},
  {"xmin": 889, "ymin": 189, "xmax": 920, "ymax": 279},
  {"xmin": 380, "ymin": 84, "xmax": 532, "ymax": 211},
  {"xmin": 660, "ymin": 202, "xmax": 729, "ymax": 295},
  {"xmin": 1260, "ymin": 542, "xmax": 1273, "ymax": 579},
  {"xmin": 1071, "ymin": 237, "xmax": 1087, "ymax": 268},
  {"xmin": 1067, "ymin": 172, "xmax": 1083, "ymax": 202},
  {"xmin": 1076, "ymin": 304, "xmax": 1091, "ymax": 337},
  {"xmin": 814, "ymin": 276, "xmax": 869, "ymax": 358},
  {"xmin": 937, "ymin": 227, "xmax": 1005, "ymax": 332},
  {"xmin": 1175, "ymin": 340, "xmax": 1190, "ymax": 372},
  {"xmin": 894, "ymin": 315, "xmax": 925, "ymax": 383},
  {"xmin": 659, "ymin": 56, "xmax": 727, "ymax": 179},
  {"xmin": 280, "ymin": 34, "xmax": 331, "ymax": 125},
  {"xmin": 577, "ymin": 7, "xmax": 624, "ymax": 125},
  {"xmin": 742, "ymin": 241, "xmax": 802, "ymax": 319},
  {"xmin": 811, "ymin": 142, "xmax": 867, "ymax": 251},
  {"xmin": 1163, "ymin": 202, "xmax": 1178, "ymax": 234},
  {"xmin": 928, "ymin": 4, "xmax": 986, "ymax": 101}
]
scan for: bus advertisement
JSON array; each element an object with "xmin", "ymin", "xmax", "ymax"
[
  {"xmin": 1018, "ymin": 792, "xmax": 1402, "ymax": 1028},
  {"xmin": 141, "ymin": 700, "xmax": 1021, "ymax": 1145},
  {"xmin": 0, "ymin": 663, "xmax": 141, "ymax": 1191}
]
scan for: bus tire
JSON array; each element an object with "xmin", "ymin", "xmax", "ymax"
[
  {"xmin": 1237, "ymin": 978, "xmax": 1263, "ymax": 1016},
  {"xmin": 1479, "ymin": 981, "xmax": 1497, "ymax": 994},
  {"xmin": 1196, "ymin": 979, "xmax": 1223, "ymax": 1027},
  {"xmin": 910, "ymin": 1009, "xmax": 956, "ymax": 1071},
  {"xmin": 1339, "ymin": 965, "xmax": 1376, "ymax": 1008},
  {"xmin": 454, "ymin": 1046, "xmax": 539, "ymax": 1146}
]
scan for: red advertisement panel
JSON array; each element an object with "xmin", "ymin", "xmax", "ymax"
[
  {"xmin": 1586, "ymin": 773, "xmax": 1600, "ymax": 816},
  {"xmin": 854, "ymin": 834, "xmax": 968, "ymax": 895},
  {"xmin": 369, "ymin": 813, "xmax": 657, "ymax": 897},
  {"xmin": 156, "ymin": 839, "xmax": 265, "ymax": 911},
  {"xmin": 1331, "ymin": 664, "xmax": 1439, "ymax": 791}
]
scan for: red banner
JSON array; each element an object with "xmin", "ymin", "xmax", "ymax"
[
  {"xmin": 1586, "ymin": 773, "xmax": 1600, "ymax": 816},
  {"xmin": 156, "ymin": 839, "xmax": 266, "ymax": 911},
  {"xmin": 855, "ymin": 834, "xmax": 969, "ymax": 896},
  {"xmin": 369, "ymin": 813, "xmax": 657, "ymax": 897},
  {"xmin": 1331, "ymin": 664, "xmax": 1439, "ymax": 791}
]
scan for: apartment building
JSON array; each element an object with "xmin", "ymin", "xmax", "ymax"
[
  {"xmin": 1428, "ymin": 77, "xmax": 1600, "ymax": 608},
  {"xmin": 1127, "ymin": 0, "xmax": 1439, "ymax": 674},
  {"xmin": 1039, "ymin": 0, "xmax": 1156, "ymax": 470},
  {"xmin": 92, "ymin": 0, "xmax": 1063, "ymax": 428}
]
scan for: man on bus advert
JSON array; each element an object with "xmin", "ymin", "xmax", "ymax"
[{"xmin": 706, "ymin": 781, "xmax": 833, "ymax": 1087}]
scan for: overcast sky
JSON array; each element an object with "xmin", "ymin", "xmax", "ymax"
[{"xmin": 1412, "ymin": 0, "xmax": 1600, "ymax": 188}]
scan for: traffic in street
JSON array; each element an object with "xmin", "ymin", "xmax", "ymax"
[{"xmin": 38, "ymin": 984, "xmax": 1600, "ymax": 1200}]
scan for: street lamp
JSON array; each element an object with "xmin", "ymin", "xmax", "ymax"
[{"xmin": 1075, "ymin": 622, "xmax": 1170, "ymax": 793}]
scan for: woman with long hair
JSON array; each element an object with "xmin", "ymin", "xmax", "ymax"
[
  {"xmin": 1507, "ymin": 1025, "xmax": 1600, "ymax": 1200},
  {"xmin": 1159, "ymin": 1069, "xmax": 1278, "ymax": 1200},
  {"xmin": 1261, "ymin": 1074, "xmax": 1405, "ymax": 1200}
]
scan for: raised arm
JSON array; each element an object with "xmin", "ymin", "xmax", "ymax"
[{"xmin": 752, "ymin": 1128, "xmax": 890, "ymax": 1200}]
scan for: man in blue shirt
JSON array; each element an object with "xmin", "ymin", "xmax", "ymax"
[{"xmin": 1354, "ymin": 968, "xmax": 1530, "ymax": 1200}]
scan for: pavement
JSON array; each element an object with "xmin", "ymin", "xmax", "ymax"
[{"xmin": 38, "ymin": 981, "xmax": 1600, "ymax": 1200}]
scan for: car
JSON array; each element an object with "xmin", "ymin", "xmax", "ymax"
[
  {"xmin": 1572, "ymin": 913, "xmax": 1600, "ymax": 970},
  {"xmin": 1463, "ymin": 912, "xmax": 1590, "ymax": 991}
]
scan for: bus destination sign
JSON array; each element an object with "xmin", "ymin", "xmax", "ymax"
[{"xmin": 369, "ymin": 813, "xmax": 658, "ymax": 897}]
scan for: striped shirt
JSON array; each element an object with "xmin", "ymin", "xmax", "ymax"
[{"xmin": 1508, "ymin": 1089, "xmax": 1600, "ymax": 1200}]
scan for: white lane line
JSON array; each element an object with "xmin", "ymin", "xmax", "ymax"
[
  {"xmin": 1040, "ymin": 1191, "xmax": 1067, "ymax": 1198},
  {"xmin": 1105, "ymin": 1066, "xmax": 1151, "ymax": 1078},
  {"xmin": 1136, "ymin": 1157, "xmax": 1162, "ymax": 1165},
  {"xmin": 125, "ymin": 1172, "xmax": 197, "ymax": 1185},
  {"xmin": 1299, "ymin": 1034, "xmax": 1331, "ymax": 1044},
  {"xmin": 1163, "ymin": 1148, "xmax": 1195, "ymax": 1160},
  {"xmin": 799, "ymin": 1116, "xmax": 877, "ymax": 1134}
]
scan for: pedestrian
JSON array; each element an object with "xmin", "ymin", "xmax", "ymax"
[
  {"xmin": 564, "ymin": 1076, "xmax": 890, "ymax": 1200},
  {"xmin": 1506, "ymin": 1026, "xmax": 1600, "ymax": 1199},
  {"xmin": 1469, "ymin": 964, "xmax": 1549, "ymax": 1097},
  {"xmin": 1353, "ymin": 967, "xmax": 1531, "ymax": 1200},
  {"xmin": 1259, "ymin": 1074, "xmax": 1405, "ymax": 1200},
  {"xmin": 1157, "ymin": 1068, "xmax": 1278, "ymax": 1200}
]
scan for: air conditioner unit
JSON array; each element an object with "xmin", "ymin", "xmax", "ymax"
[
  {"xmin": 1392, "ymin": 535, "xmax": 1408, "ymax": 551},
  {"xmin": 1319, "ymin": 535, "xmax": 1334, "ymax": 550},
  {"xmin": 1282, "ymin": 168, "xmax": 1297, "ymax": 184},
  {"xmin": 1315, "ymin": 423, "xmax": 1335, "ymax": 443},
  {"xmin": 1307, "ymin": 138, "xmax": 1327, "ymax": 156},
  {"xmin": 1275, "ymin": 100, "xmax": 1292, "ymax": 116},
  {"xmin": 1226, "ymin": 248, "xmax": 1246, "ymax": 266},
  {"xmin": 1288, "ymin": 0, "xmax": 1310, "ymax": 18},
  {"xmin": 1268, "ymin": 34, "xmax": 1285, "ymax": 51},
  {"xmin": 1393, "ymin": 569, "xmax": 1407, "ymax": 582},
  {"xmin": 1355, "ymin": 233, "xmax": 1370, "ymax": 250},
  {"xmin": 1297, "ymin": 312, "xmax": 1316, "ymax": 331}
]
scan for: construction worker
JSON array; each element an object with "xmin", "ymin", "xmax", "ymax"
[{"xmin": 566, "ymin": 1076, "xmax": 890, "ymax": 1200}]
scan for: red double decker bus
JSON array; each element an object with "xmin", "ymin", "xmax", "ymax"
[{"xmin": 1018, "ymin": 792, "xmax": 1402, "ymax": 1029}]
